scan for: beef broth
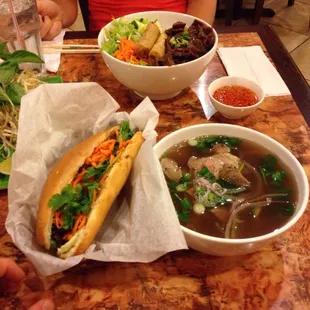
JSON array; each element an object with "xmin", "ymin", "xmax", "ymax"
[{"xmin": 162, "ymin": 136, "xmax": 298, "ymax": 239}]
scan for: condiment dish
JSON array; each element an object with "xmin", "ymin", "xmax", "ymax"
[
  {"xmin": 208, "ymin": 76, "xmax": 265, "ymax": 119},
  {"xmin": 154, "ymin": 124, "xmax": 308, "ymax": 256},
  {"xmin": 98, "ymin": 11, "xmax": 218, "ymax": 101}
]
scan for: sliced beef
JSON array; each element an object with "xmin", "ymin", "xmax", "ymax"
[
  {"xmin": 165, "ymin": 21, "xmax": 186, "ymax": 36},
  {"xmin": 160, "ymin": 19, "xmax": 216, "ymax": 66}
]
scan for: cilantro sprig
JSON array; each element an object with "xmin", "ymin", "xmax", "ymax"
[
  {"xmin": 48, "ymin": 184, "xmax": 92, "ymax": 230},
  {"xmin": 119, "ymin": 120, "xmax": 134, "ymax": 141},
  {"xmin": 259, "ymin": 154, "xmax": 286, "ymax": 187},
  {"xmin": 197, "ymin": 166, "xmax": 216, "ymax": 182},
  {"xmin": 195, "ymin": 136, "xmax": 241, "ymax": 153},
  {"xmin": 84, "ymin": 160, "xmax": 110, "ymax": 181}
]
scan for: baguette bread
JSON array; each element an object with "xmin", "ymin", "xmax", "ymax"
[{"xmin": 36, "ymin": 125, "xmax": 144, "ymax": 258}]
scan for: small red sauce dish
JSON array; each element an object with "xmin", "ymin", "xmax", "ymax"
[{"xmin": 208, "ymin": 77, "xmax": 265, "ymax": 119}]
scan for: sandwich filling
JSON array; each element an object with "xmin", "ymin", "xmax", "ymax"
[{"xmin": 48, "ymin": 121, "xmax": 135, "ymax": 250}]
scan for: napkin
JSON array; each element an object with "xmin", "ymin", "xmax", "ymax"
[
  {"xmin": 5, "ymin": 82, "xmax": 187, "ymax": 276},
  {"xmin": 42, "ymin": 29, "xmax": 66, "ymax": 73},
  {"xmin": 217, "ymin": 46, "xmax": 290, "ymax": 96}
]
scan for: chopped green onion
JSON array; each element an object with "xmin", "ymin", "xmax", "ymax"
[
  {"xmin": 176, "ymin": 184, "xmax": 188, "ymax": 192},
  {"xmin": 193, "ymin": 203, "xmax": 205, "ymax": 215},
  {"xmin": 180, "ymin": 173, "xmax": 191, "ymax": 183},
  {"xmin": 188, "ymin": 139, "xmax": 198, "ymax": 147}
]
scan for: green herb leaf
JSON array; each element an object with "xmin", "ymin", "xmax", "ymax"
[
  {"xmin": 195, "ymin": 187, "xmax": 206, "ymax": 197},
  {"xmin": 0, "ymin": 42, "xmax": 7, "ymax": 54},
  {"xmin": 0, "ymin": 62, "xmax": 18, "ymax": 83},
  {"xmin": 0, "ymin": 173, "xmax": 9, "ymax": 189},
  {"xmin": 179, "ymin": 173, "xmax": 191, "ymax": 183},
  {"xmin": 84, "ymin": 160, "xmax": 110, "ymax": 181},
  {"xmin": 119, "ymin": 120, "xmax": 134, "ymax": 141},
  {"xmin": 260, "ymin": 154, "xmax": 286, "ymax": 187},
  {"xmin": 168, "ymin": 180, "xmax": 178, "ymax": 191},
  {"xmin": 281, "ymin": 204, "xmax": 295, "ymax": 216},
  {"xmin": 40, "ymin": 76, "xmax": 63, "ymax": 83},
  {"xmin": 62, "ymin": 206, "xmax": 74, "ymax": 229},
  {"xmin": 0, "ymin": 86, "xmax": 13, "ymax": 104},
  {"xmin": 101, "ymin": 39, "xmax": 119, "ymax": 55},
  {"xmin": 5, "ymin": 82, "xmax": 25, "ymax": 105},
  {"xmin": 203, "ymin": 192, "xmax": 227, "ymax": 208},
  {"xmin": 178, "ymin": 198, "xmax": 192, "ymax": 223},
  {"xmin": 271, "ymin": 171, "xmax": 286, "ymax": 186},
  {"xmin": 196, "ymin": 140, "xmax": 210, "ymax": 153},
  {"xmin": 48, "ymin": 184, "xmax": 80, "ymax": 211},
  {"xmin": 195, "ymin": 136, "xmax": 241, "ymax": 153},
  {"xmin": 5, "ymin": 50, "xmax": 44, "ymax": 64},
  {"xmin": 197, "ymin": 166, "xmax": 216, "ymax": 182},
  {"xmin": 261, "ymin": 154, "xmax": 277, "ymax": 171}
]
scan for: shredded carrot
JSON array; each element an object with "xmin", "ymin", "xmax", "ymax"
[
  {"xmin": 98, "ymin": 173, "xmax": 109, "ymax": 186},
  {"xmin": 113, "ymin": 37, "xmax": 148, "ymax": 64},
  {"xmin": 113, "ymin": 37, "xmax": 137, "ymax": 62},
  {"xmin": 85, "ymin": 139, "xmax": 116, "ymax": 166},
  {"xmin": 72, "ymin": 168, "xmax": 86, "ymax": 188},
  {"xmin": 110, "ymin": 154, "xmax": 115, "ymax": 164},
  {"xmin": 53, "ymin": 210, "xmax": 64, "ymax": 229},
  {"xmin": 62, "ymin": 214, "xmax": 88, "ymax": 241},
  {"xmin": 119, "ymin": 137, "xmax": 123, "ymax": 150},
  {"xmin": 116, "ymin": 140, "xmax": 131, "ymax": 156},
  {"xmin": 72, "ymin": 214, "xmax": 87, "ymax": 235},
  {"xmin": 63, "ymin": 232, "xmax": 74, "ymax": 241}
]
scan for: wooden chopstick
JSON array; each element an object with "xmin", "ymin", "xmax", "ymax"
[
  {"xmin": 43, "ymin": 44, "xmax": 99, "ymax": 49},
  {"xmin": 43, "ymin": 48, "xmax": 101, "ymax": 54}
]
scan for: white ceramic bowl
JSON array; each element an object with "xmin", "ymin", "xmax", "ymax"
[
  {"xmin": 154, "ymin": 124, "xmax": 309, "ymax": 256},
  {"xmin": 208, "ymin": 76, "xmax": 265, "ymax": 119},
  {"xmin": 98, "ymin": 11, "xmax": 218, "ymax": 100}
]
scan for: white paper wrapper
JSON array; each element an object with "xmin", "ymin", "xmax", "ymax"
[
  {"xmin": 5, "ymin": 82, "xmax": 187, "ymax": 276},
  {"xmin": 42, "ymin": 29, "xmax": 66, "ymax": 73}
]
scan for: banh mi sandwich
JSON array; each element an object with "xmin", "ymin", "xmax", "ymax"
[
  {"xmin": 135, "ymin": 23, "xmax": 160, "ymax": 58},
  {"xmin": 36, "ymin": 121, "xmax": 144, "ymax": 259}
]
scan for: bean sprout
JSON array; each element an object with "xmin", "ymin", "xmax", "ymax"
[{"xmin": 0, "ymin": 71, "xmax": 45, "ymax": 156}]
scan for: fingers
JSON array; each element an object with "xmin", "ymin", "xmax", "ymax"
[
  {"xmin": 0, "ymin": 258, "xmax": 25, "ymax": 281},
  {"xmin": 0, "ymin": 258, "xmax": 25, "ymax": 293},
  {"xmin": 40, "ymin": 15, "xmax": 53, "ymax": 39},
  {"xmin": 43, "ymin": 20, "xmax": 62, "ymax": 41},
  {"xmin": 28, "ymin": 299, "xmax": 55, "ymax": 310},
  {"xmin": 40, "ymin": 15, "xmax": 62, "ymax": 40}
]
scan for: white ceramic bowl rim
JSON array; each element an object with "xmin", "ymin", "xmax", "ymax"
[
  {"xmin": 97, "ymin": 11, "xmax": 219, "ymax": 69},
  {"xmin": 208, "ymin": 76, "xmax": 265, "ymax": 110},
  {"xmin": 154, "ymin": 123, "xmax": 309, "ymax": 244}
]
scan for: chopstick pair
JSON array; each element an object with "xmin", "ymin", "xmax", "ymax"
[{"xmin": 43, "ymin": 44, "xmax": 101, "ymax": 54}]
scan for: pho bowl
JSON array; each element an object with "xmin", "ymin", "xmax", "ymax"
[
  {"xmin": 154, "ymin": 124, "xmax": 308, "ymax": 256},
  {"xmin": 98, "ymin": 11, "xmax": 218, "ymax": 101},
  {"xmin": 208, "ymin": 76, "xmax": 265, "ymax": 119}
]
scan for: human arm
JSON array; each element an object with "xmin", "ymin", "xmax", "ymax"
[
  {"xmin": 37, "ymin": 0, "xmax": 78, "ymax": 40},
  {"xmin": 186, "ymin": 0, "xmax": 217, "ymax": 25}
]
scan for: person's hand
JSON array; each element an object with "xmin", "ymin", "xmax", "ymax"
[
  {"xmin": 37, "ymin": 0, "xmax": 63, "ymax": 40},
  {"xmin": 0, "ymin": 258, "xmax": 55, "ymax": 310},
  {"xmin": 0, "ymin": 257, "xmax": 25, "ymax": 292}
]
